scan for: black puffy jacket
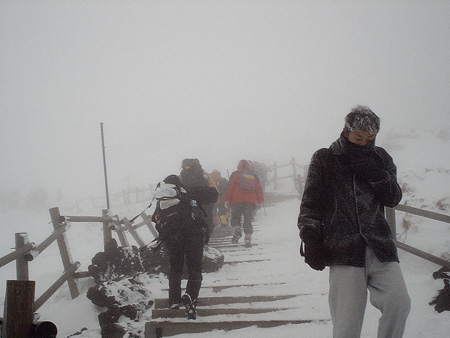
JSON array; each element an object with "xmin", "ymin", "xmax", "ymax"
[{"xmin": 298, "ymin": 134, "xmax": 402, "ymax": 267}]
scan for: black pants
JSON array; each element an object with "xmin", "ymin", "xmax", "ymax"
[
  {"xmin": 230, "ymin": 202, "xmax": 255, "ymax": 235},
  {"xmin": 166, "ymin": 227, "xmax": 203, "ymax": 305}
]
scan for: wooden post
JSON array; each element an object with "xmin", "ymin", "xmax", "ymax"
[
  {"xmin": 15, "ymin": 233, "xmax": 29, "ymax": 281},
  {"xmin": 273, "ymin": 161, "xmax": 278, "ymax": 190},
  {"xmin": 291, "ymin": 157, "xmax": 297, "ymax": 181},
  {"xmin": 102, "ymin": 209, "xmax": 113, "ymax": 251},
  {"xmin": 49, "ymin": 207, "xmax": 80, "ymax": 299},
  {"xmin": 2, "ymin": 280, "xmax": 35, "ymax": 338},
  {"xmin": 34, "ymin": 262, "xmax": 80, "ymax": 311},
  {"xmin": 385, "ymin": 207, "xmax": 397, "ymax": 239},
  {"xmin": 113, "ymin": 222, "xmax": 130, "ymax": 247},
  {"xmin": 122, "ymin": 218, "xmax": 146, "ymax": 247},
  {"xmin": 140, "ymin": 212, "xmax": 159, "ymax": 239}
]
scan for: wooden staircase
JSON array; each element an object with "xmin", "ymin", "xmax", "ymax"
[{"xmin": 145, "ymin": 222, "xmax": 329, "ymax": 337}]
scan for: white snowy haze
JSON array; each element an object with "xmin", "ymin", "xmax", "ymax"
[
  {"xmin": 1, "ymin": 1, "xmax": 450, "ymax": 206},
  {"xmin": 1, "ymin": 2, "xmax": 450, "ymax": 337}
]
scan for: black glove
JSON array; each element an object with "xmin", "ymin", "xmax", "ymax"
[
  {"xmin": 301, "ymin": 231, "xmax": 325, "ymax": 271},
  {"xmin": 304, "ymin": 238, "xmax": 326, "ymax": 271},
  {"xmin": 345, "ymin": 151, "xmax": 385, "ymax": 181}
]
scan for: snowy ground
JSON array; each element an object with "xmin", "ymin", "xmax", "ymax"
[{"xmin": 1, "ymin": 195, "xmax": 449, "ymax": 338}]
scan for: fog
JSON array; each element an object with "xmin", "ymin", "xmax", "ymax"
[{"xmin": 1, "ymin": 1, "xmax": 450, "ymax": 206}]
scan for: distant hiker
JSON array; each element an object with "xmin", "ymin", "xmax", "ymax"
[
  {"xmin": 210, "ymin": 169, "xmax": 230, "ymax": 227},
  {"xmin": 152, "ymin": 167, "xmax": 217, "ymax": 320},
  {"xmin": 249, "ymin": 160, "xmax": 270, "ymax": 193},
  {"xmin": 298, "ymin": 105, "xmax": 410, "ymax": 338},
  {"xmin": 223, "ymin": 159, "xmax": 264, "ymax": 247}
]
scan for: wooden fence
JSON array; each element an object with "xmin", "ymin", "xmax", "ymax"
[
  {"xmin": 1, "ymin": 195, "xmax": 449, "ymax": 324},
  {"xmin": 386, "ymin": 205, "xmax": 450, "ymax": 267},
  {"xmin": 0, "ymin": 206, "xmax": 158, "ymax": 312},
  {"xmin": 268, "ymin": 157, "xmax": 307, "ymax": 191}
]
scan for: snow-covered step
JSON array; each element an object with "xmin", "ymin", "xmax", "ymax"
[
  {"xmin": 144, "ymin": 319, "xmax": 329, "ymax": 338},
  {"xmin": 215, "ymin": 245, "xmax": 265, "ymax": 252},
  {"xmin": 223, "ymin": 258, "xmax": 268, "ymax": 265},
  {"xmin": 201, "ymin": 281, "xmax": 287, "ymax": 293},
  {"xmin": 161, "ymin": 282, "xmax": 287, "ymax": 293},
  {"xmin": 151, "ymin": 306, "xmax": 294, "ymax": 318},
  {"xmin": 210, "ymin": 243, "xmax": 259, "ymax": 249},
  {"xmin": 153, "ymin": 294, "xmax": 298, "ymax": 309}
]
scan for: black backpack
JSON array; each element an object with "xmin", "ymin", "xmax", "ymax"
[{"xmin": 152, "ymin": 175, "xmax": 205, "ymax": 240}]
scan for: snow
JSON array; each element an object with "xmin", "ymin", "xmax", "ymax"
[{"xmin": 1, "ymin": 126, "xmax": 450, "ymax": 337}]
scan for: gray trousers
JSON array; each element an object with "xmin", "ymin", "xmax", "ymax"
[{"xmin": 329, "ymin": 247, "xmax": 410, "ymax": 338}]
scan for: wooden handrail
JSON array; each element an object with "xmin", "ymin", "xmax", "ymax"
[
  {"xmin": 388, "ymin": 205, "xmax": 450, "ymax": 267},
  {"xmin": 396, "ymin": 241, "xmax": 450, "ymax": 267},
  {"xmin": 59, "ymin": 215, "xmax": 116, "ymax": 223},
  {"xmin": 394, "ymin": 204, "xmax": 450, "ymax": 224}
]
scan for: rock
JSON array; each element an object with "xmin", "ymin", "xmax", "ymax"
[
  {"xmin": 432, "ymin": 266, "xmax": 450, "ymax": 280},
  {"xmin": 430, "ymin": 278, "xmax": 450, "ymax": 313},
  {"xmin": 86, "ymin": 238, "xmax": 224, "ymax": 337},
  {"xmin": 88, "ymin": 239, "xmax": 144, "ymax": 283},
  {"xmin": 203, "ymin": 246, "xmax": 225, "ymax": 272},
  {"xmin": 140, "ymin": 242, "xmax": 171, "ymax": 275},
  {"xmin": 87, "ymin": 275, "xmax": 154, "ymax": 320}
]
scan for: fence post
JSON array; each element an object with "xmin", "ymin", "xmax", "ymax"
[
  {"xmin": 291, "ymin": 157, "xmax": 297, "ymax": 181},
  {"xmin": 15, "ymin": 233, "xmax": 29, "ymax": 281},
  {"xmin": 140, "ymin": 212, "xmax": 159, "ymax": 239},
  {"xmin": 2, "ymin": 280, "xmax": 35, "ymax": 338},
  {"xmin": 113, "ymin": 222, "xmax": 130, "ymax": 247},
  {"xmin": 122, "ymin": 218, "xmax": 145, "ymax": 247},
  {"xmin": 102, "ymin": 209, "xmax": 113, "ymax": 251},
  {"xmin": 385, "ymin": 207, "xmax": 397, "ymax": 239},
  {"xmin": 273, "ymin": 161, "xmax": 278, "ymax": 190},
  {"xmin": 49, "ymin": 207, "xmax": 80, "ymax": 299}
]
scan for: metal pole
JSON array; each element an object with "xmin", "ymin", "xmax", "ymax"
[{"xmin": 100, "ymin": 123, "xmax": 110, "ymax": 210}]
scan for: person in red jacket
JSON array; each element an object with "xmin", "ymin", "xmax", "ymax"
[{"xmin": 223, "ymin": 159, "xmax": 264, "ymax": 247}]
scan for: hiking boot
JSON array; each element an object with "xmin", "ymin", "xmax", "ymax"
[
  {"xmin": 244, "ymin": 234, "xmax": 252, "ymax": 247},
  {"xmin": 181, "ymin": 293, "xmax": 197, "ymax": 320},
  {"xmin": 169, "ymin": 303, "xmax": 181, "ymax": 310}
]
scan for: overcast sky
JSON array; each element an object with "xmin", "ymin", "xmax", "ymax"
[{"xmin": 1, "ymin": 0, "xmax": 450, "ymax": 203}]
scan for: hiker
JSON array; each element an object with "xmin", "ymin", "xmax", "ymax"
[
  {"xmin": 180, "ymin": 159, "xmax": 218, "ymax": 245},
  {"xmin": 298, "ymin": 105, "xmax": 410, "ymax": 338},
  {"xmin": 153, "ymin": 167, "xmax": 217, "ymax": 320},
  {"xmin": 210, "ymin": 169, "xmax": 230, "ymax": 227},
  {"xmin": 223, "ymin": 159, "xmax": 264, "ymax": 247},
  {"xmin": 249, "ymin": 161, "xmax": 270, "ymax": 193}
]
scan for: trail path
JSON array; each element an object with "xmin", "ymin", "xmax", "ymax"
[{"xmin": 145, "ymin": 201, "xmax": 331, "ymax": 338}]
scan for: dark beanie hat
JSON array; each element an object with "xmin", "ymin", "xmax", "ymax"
[{"xmin": 345, "ymin": 105, "xmax": 380, "ymax": 134}]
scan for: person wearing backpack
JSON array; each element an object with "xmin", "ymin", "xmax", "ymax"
[
  {"xmin": 223, "ymin": 159, "xmax": 264, "ymax": 247},
  {"xmin": 152, "ymin": 167, "xmax": 217, "ymax": 320}
]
